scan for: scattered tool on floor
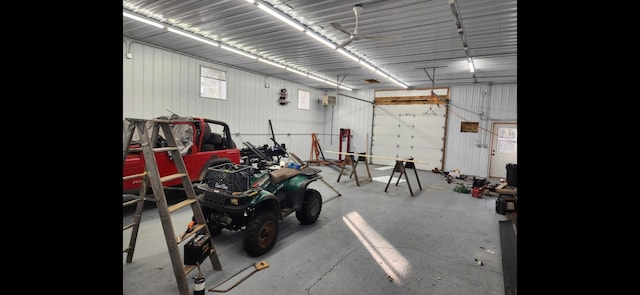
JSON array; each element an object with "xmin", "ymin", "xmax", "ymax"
[{"xmin": 209, "ymin": 261, "xmax": 270, "ymax": 293}]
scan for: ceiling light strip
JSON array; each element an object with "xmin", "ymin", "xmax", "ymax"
[
  {"xmin": 124, "ymin": 9, "xmax": 354, "ymax": 90},
  {"xmin": 286, "ymin": 67, "xmax": 308, "ymax": 77},
  {"xmin": 247, "ymin": 1, "xmax": 409, "ymax": 88},
  {"xmin": 258, "ymin": 58, "xmax": 286, "ymax": 69},
  {"xmin": 166, "ymin": 28, "xmax": 220, "ymax": 47},
  {"xmin": 336, "ymin": 48, "xmax": 359, "ymax": 62},
  {"xmin": 221, "ymin": 45, "xmax": 257, "ymax": 59},
  {"xmin": 256, "ymin": 2, "xmax": 304, "ymax": 31},
  {"xmin": 450, "ymin": 0, "xmax": 475, "ymax": 74},
  {"xmin": 305, "ymin": 31, "xmax": 337, "ymax": 50},
  {"xmin": 123, "ymin": 12, "xmax": 164, "ymax": 29},
  {"xmin": 308, "ymin": 75, "xmax": 326, "ymax": 83},
  {"xmin": 359, "ymin": 60, "xmax": 376, "ymax": 72}
]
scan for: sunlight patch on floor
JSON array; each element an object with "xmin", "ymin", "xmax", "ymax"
[
  {"xmin": 343, "ymin": 211, "xmax": 410, "ymax": 285},
  {"xmin": 372, "ymin": 176, "xmax": 406, "ymax": 184}
]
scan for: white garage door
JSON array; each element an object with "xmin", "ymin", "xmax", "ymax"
[{"xmin": 371, "ymin": 89, "xmax": 448, "ymax": 171}]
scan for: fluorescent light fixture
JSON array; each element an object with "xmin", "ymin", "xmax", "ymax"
[
  {"xmin": 375, "ymin": 71, "xmax": 389, "ymax": 79},
  {"xmin": 246, "ymin": 0, "xmax": 255, "ymax": 3},
  {"xmin": 337, "ymin": 48, "xmax": 359, "ymax": 62},
  {"xmin": 388, "ymin": 77, "xmax": 408, "ymax": 89},
  {"xmin": 286, "ymin": 67, "xmax": 308, "ymax": 77},
  {"xmin": 308, "ymin": 75, "xmax": 326, "ymax": 83},
  {"xmin": 124, "ymin": 8, "xmax": 367, "ymax": 91},
  {"xmin": 123, "ymin": 12, "xmax": 164, "ymax": 29},
  {"xmin": 167, "ymin": 28, "xmax": 220, "ymax": 47},
  {"xmin": 257, "ymin": 3, "xmax": 305, "ymax": 32},
  {"xmin": 468, "ymin": 57, "xmax": 475, "ymax": 72},
  {"xmin": 359, "ymin": 60, "xmax": 377, "ymax": 72},
  {"xmin": 220, "ymin": 45, "xmax": 257, "ymax": 59},
  {"xmin": 258, "ymin": 58, "xmax": 286, "ymax": 69},
  {"xmin": 321, "ymin": 81, "xmax": 351, "ymax": 91},
  {"xmin": 305, "ymin": 31, "xmax": 336, "ymax": 49}
]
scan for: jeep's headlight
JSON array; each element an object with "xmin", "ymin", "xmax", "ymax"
[{"xmin": 230, "ymin": 198, "xmax": 239, "ymax": 206}]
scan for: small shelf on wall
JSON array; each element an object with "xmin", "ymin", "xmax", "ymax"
[{"xmin": 460, "ymin": 122, "xmax": 479, "ymax": 133}]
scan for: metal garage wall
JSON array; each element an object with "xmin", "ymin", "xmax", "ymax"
[
  {"xmin": 445, "ymin": 83, "xmax": 517, "ymax": 178},
  {"xmin": 123, "ymin": 39, "xmax": 352, "ymax": 157},
  {"xmin": 316, "ymin": 90, "xmax": 375, "ymax": 162},
  {"xmin": 122, "ymin": 40, "xmax": 516, "ymax": 177}
]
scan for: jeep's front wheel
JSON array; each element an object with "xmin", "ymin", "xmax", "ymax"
[
  {"xmin": 296, "ymin": 188, "xmax": 322, "ymax": 225},
  {"xmin": 243, "ymin": 211, "xmax": 279, "ymax": 257}
]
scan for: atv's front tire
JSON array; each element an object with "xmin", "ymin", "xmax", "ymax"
[
  {"xmin": 244, "ymin": 211, "xmax": 279, "ymax": 257},
  {"xmin": 296, "ymin": 188, "xmax": 322, "ymax": 225}
]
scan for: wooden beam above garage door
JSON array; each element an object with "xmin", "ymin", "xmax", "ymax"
[{"xmin": 374, "ymin": 87, "xmax": 450, "ymax": 105}]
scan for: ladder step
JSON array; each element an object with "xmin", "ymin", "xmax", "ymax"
[
  {"xmin": 183, "ymin": 264, "xmax": 198, "ymax": 276},
  {"xmin": 123, "ymin": 172, "xmax": 147, "ymax": 181},
  {"xmin": 168, "ymin": 198, "xmax": 197, "ymax": 213},
  {"xmin": 123, "ymin": 199, "xmax": 141, "ymax": 207},
  {"xmin": 160, "ymin": 173, "xmax": 188, "ymax": 183},
  {"xmin": 123, "ymin": 223, "xmax": 135, "ymax": 231},
  {"xmin": 176, "ymin": 223, "xmax": 206, "ymax": 244}
]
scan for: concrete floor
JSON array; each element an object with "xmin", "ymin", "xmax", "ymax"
[{"xmin": 123, "ymin": 162, "xmax": 514, "ymax": 295}]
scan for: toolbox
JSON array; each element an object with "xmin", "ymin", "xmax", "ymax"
[{"xmin": 184, "ymin": 232, "xmax": 211, "ymax": 265}]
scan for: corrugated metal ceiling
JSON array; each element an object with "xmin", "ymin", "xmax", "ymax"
[{"xmin": 123, "ymin": 0, "xmax": 516, "ymax": 91}]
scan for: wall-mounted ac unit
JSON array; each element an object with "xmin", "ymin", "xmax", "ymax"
[{"xmin": 322, "ymin": 95, "xmax": 336, "ymax": 106}]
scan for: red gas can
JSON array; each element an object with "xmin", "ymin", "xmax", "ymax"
[{"xmin": 472, "ymin": 187, "xmax": 481, "ymax": 198}]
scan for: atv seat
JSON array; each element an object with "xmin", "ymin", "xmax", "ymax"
[{"xmin": 269, "ymin": 168, "xmax": 300, "ymax": 184}]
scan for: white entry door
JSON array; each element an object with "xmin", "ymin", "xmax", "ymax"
[{"xmin": 489, "ymin": 123, "xmax": 517, "ymax": 178}]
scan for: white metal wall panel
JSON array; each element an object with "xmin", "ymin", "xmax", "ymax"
[
  {"xmin": 316, "ymin": 89, "xmax": 375, "ymax": 162},
  {"xmin": 371, "ymin": 104, "xmax": 446, "ymax": 171},
  {"xmin": 123, "ymin": 39, "xmax": 517, "ymax": 178},
  {"xmin": 123, "ymin": 40, "xmax": 333, "ymax": 157},
  {"xmin": 444, "ymin": 83, "xmax": 517, "ymax": 177}
]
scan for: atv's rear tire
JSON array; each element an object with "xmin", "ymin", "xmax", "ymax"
[
  {"xmin": 244, "ymin": 211, "xmax": 279, "ymax": 257},
  {"xmin": 296, "ymin": 188, "xmax": 322, "ymax": 225}
]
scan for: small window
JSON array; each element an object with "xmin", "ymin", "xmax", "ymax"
[
  {"xmin": 200, "ymin": 66, "xmax": 227, "ymax": 100},
  {"xmin": 298, "ymin": 89, "xmax": 310, "ymax": 110}
]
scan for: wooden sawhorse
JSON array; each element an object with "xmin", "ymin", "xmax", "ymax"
[
  {"xmin": 337, "ymin": 152, "xmax": 372, "ymax": 186},
  {"xmin": 384, "ymin": 158, "xmax": 422, "ymax": 196}
]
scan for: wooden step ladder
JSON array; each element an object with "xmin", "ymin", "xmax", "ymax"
[
  {"xmin": 122, "ymin": 171, "xmax": 148, "ymax": 263},
  {"xmin": 123, "ymin": 118, "xmax": 222, "ymax": 295}
]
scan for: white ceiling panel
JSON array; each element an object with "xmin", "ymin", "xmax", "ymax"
[{"xmin": 123, "ymin": 0, "xmax": 517, "ymax": 90}]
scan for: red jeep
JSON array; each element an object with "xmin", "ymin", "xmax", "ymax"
[{"xmin": 123, "ymin": 115, "xmax": 241, "ymax": 196}]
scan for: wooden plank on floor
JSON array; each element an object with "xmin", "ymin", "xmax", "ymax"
[{"xmin": 499, "ymin": 220, "xmax": 517, "ymax": 295}]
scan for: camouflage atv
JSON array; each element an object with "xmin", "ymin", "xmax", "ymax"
[{"xmin": 194, "ymin": 163, "xmax": 323, "ymax": 257}]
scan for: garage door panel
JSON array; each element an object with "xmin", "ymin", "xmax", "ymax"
[
  {"xmin": 373, "ymin": 97, "xmax": 446, "ymax": 171},
  {"xmin": 373, "ymin": 125, "xmax": 408, "ymax": 134}
]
